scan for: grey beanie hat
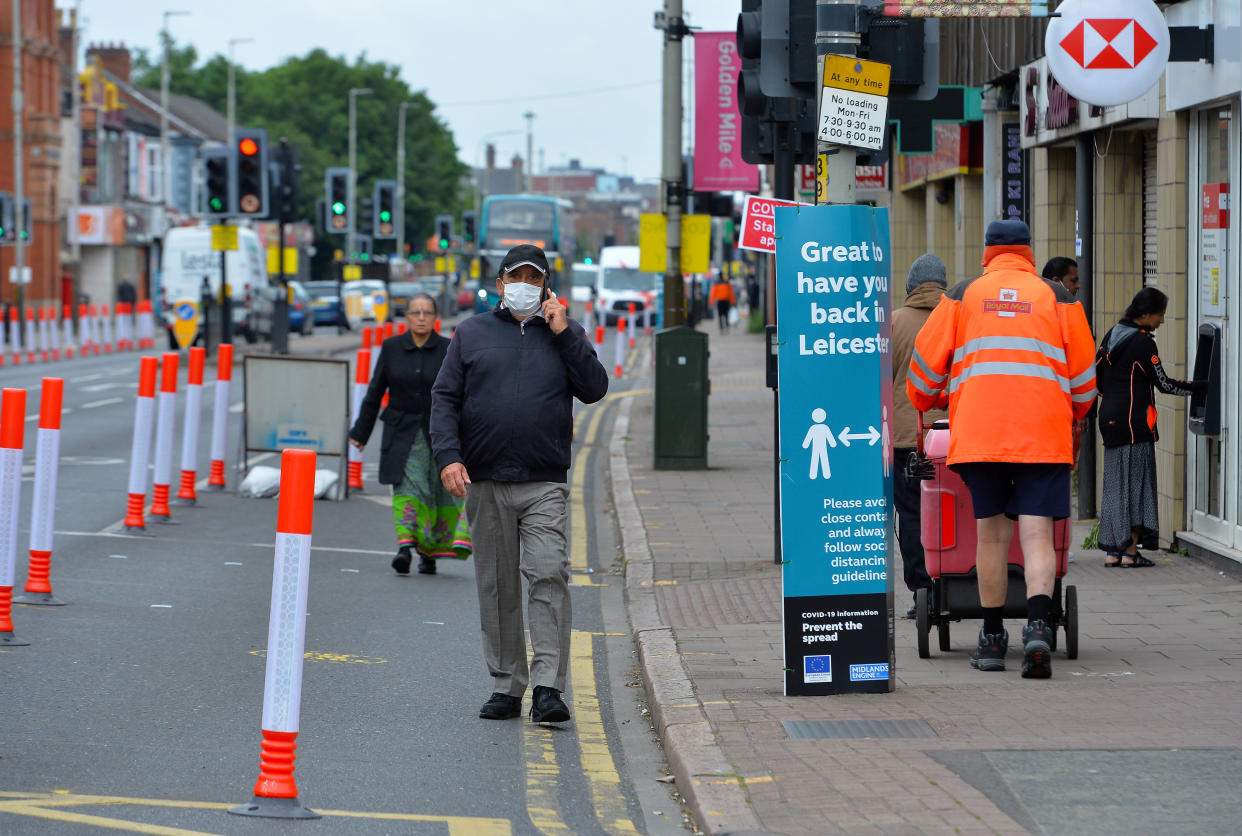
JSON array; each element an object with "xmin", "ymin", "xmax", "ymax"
[{"xmin": 906, "ymin": 253, "xmax": 947, "ymax": 295}]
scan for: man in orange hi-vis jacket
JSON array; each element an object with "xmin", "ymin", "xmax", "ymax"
[{"xmin": 906, "ymin": 220, "xmax": 1096, "ymax": 680}]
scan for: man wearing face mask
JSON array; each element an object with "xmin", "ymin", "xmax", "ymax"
[{"xmin": 430, "ymin": 243, "xmax": 609, "ymax": 724}]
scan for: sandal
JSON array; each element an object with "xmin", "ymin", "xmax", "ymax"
[
  {"xmin": 1104, "ymin": 552, "xmax": 1123, "ymax": 568},
  {"xmin": 1121, "ymin": 551, "xmax": 1155, "ymax": 568}
]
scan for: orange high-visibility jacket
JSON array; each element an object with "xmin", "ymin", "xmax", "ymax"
[{"xmin": 905, "ymin": 245, "xmax": 1097, "ymax": 465}]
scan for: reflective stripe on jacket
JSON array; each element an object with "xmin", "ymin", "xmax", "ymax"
[{"xmin": 905, "ymin": 244, "xmax": 1097, "ymax": 465}]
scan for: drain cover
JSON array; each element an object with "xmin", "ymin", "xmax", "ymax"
[{"xmin": 782, "ymin": 719, "xmax": 937, "ymax": 740}]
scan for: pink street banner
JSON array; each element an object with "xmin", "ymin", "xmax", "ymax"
[{"xmin": 694, "ymin": 32, "xmax": 759, "ymax": 193}]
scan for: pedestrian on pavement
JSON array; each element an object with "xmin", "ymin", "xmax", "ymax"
[
  {"xmin": 1041, "ymin": 257, "xmax": 1079, "ymax": 297},
  {"xmin": 708, "ymin": 273, "xmax": 736, "ymax": 333},
  {"xmin": 891, "ymin": 253, "xmax": 948, "ymax": 618},
  {"xmin": 907, "ymin": 220, "xmax": 1097, "ymax": 679},
  {"xmin": 431, "ymin": 243, "xmax": 609, "ymax": 723},
  {"xmin": 350, "ymin": 293, "xmax": 471, "ymax": 576},
  {"xmin": 1095, "ymin": 287, "xmax": 1204, "ymax": 568},
  {"xmin": 745, "ymin": 272, "xmax": 760, "ymax": 313},
  {"xmin": 116, "ymin": 279, "xmax": 137, "ymax": 305}
]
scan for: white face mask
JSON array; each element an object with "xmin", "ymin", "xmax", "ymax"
[{"xmin": 503, "ymin": 282, "xmax": 543, "ymax": 316}]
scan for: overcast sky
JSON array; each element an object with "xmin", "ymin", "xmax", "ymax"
[{"xmin": 76, "ymin": 0, "xmax": 743, "ymax": 182}]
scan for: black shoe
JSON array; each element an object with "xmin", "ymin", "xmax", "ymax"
[
  {"xmin": 530, "ymin": 686, "xmax": 570, "ymax": 723},
  {"xmin": 391, "ymin": 547, "xmax": 412, "ymax": 575},
  {"xmin": 1021, "ymin": 619, "xmax": 1053, "ymax": 679},
  {"xmin": 479, "ymin": 692, "xmax": 522, "ymax": 720},
  {"xmin": 417, "ymin": 554, "xmax": 436, "ymax": 575},
  {"xmin": 905, "ymin": 605, "xmax": 916, "ymax": 620},
  {"xmin": 970, "ymin": 628, "xmax": 1009, "ymax": 672}
]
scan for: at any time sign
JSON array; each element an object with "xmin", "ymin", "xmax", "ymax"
[{"xmin": 1045, "ymin": 0, "xmax": 1169, "ymax": 107}]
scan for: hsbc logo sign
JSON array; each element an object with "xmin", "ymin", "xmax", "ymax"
[
  {"xmin": 1046, "ymin": 0, "xmax": 1170, "ymax": 107},
  {"xmin": 1060, "ymin": 19, "xmax": 1160, "ymax": 70}
]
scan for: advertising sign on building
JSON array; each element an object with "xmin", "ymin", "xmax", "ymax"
[
  {"xmin": 1044, "ymin": 0, "xmax": 1170, "ymax": 107},
  {"xmin": 693, "ymin": 32, "xmax": 759, "ymax": 192},
  {"xmin": 1002, "ymin": 122, "xmax": 1027, "ymax": 222},
  {"xmin": 882, "ymin": 2, "xmax": 1048, "ymax": 16},
  {"xmin": 1200, "ymin": 183, "xmax": 1228, "ymax": 320},
  {"xmin": 774, "ymin": 204, "xmax": 895, "ymax": 696}
]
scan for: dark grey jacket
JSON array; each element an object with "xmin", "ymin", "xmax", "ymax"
[{"xmin": 430, "ymin": 307, "xmax": 608, "ymax": 483}]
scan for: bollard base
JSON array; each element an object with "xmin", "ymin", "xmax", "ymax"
[
  {"xmin": 170, "ymin": 497, "xmax": 197, "ymax": 507},
  {"xmin": 228, "ymin": 796, "xmax": 319, "ymax": 820},
  {"xmin": 119, "ymin": 525, "xmax": 156, "ymax": 537},
  {"xmin": 202, "ymin": 483, "xmax": 226, "ymax": 493},
  {"xmin": 12, "ymin": 592, "xmax": 66, "ymax": 606},
  {"xmin": 149, "ymin": 515, "xmax": 181, "ymax": 525},
  {"xmin": 0, "ymin": 631, "xmax": 31, "ymax": 646}
]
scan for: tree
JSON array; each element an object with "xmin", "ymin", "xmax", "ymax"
[{"xmin": 134, "ymin": 42, "xmax": 470, "ymax": 273}]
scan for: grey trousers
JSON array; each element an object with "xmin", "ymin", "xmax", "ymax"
[{"xmin": 466, "ymin": 480, "xmax": 571, "ymax": 696}]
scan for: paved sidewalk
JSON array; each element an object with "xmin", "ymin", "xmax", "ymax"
[{"xmin": 615, "ymin": 328, "xmax": 1242, "ymax": 836}]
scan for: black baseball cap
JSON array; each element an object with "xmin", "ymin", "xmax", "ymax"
[{"xmin": 499, "ymin": 244, "xmax": 549, "ymax": 276}]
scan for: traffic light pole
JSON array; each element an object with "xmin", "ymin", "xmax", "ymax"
[
  {"xmin": 271, "ymin": 220, "xmax": 289, "ymax": 354},
  {"xmin": 814, "ymin": 1, "xmax": 860, "ymax": 205},
  {"xmin": 11, "ymin": 0, "xmax": 25, "ymax": 314},
  {"xmin": 659, "ymin": 0, "xmax": 686, "ymax": 328}
]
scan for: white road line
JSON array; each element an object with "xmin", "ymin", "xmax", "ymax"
[{"xmin": 80, "ymin": 397, "xmax": 124, "ymax": 409}]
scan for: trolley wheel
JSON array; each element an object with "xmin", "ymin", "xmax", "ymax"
[
  {"xmin": 937, "ymin": 614, "xmax": 951, "ymax": 652},
  {"xmin": 915, "ymin": 587, "xmax": 931, "ymax": 658},
  {"xmin": 1049, "ymin": 619, "xmax": 1059, "ymax": 652},
  {"xmin": 1065, "ymin": 585, "xmax": 1079, "ymax": 659}
]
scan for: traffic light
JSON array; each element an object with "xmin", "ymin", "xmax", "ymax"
[
  {"xmin": 435, "ymin": 214, "xmax": 453, "ymax": 251},
  {"xmin": 324, "ymin": 167, "xmax": 350, "ymax": 233},
  {"xmin": 373, "ymin": 180, "xmax": 396, "ymax": 238},
  {"xmin": 274, "ymin": 139, "xmax": 300, "ymax": 224},
  {"xmin": 359, "ymin": 197, "xmax": 375, "ymax": 242},
  {"xmin": 461, "ymin": 211, "xmax": 477, "ymax": 247},
  {"xmin": 19, "ymin": 198, "xmax": 30, "ymax": 243},
  {"xmin": 355, "ymin": 235, "xmax": 372, "ymax": 262},
  {"xmin": 0, "ymin": 192, "xmax": 12, "ymax": 244},
  {"xmin": 234, "ymin": 128, "xmax": 269, "ymax": 217},
  {"xmin": 759, "ymin": 0, "xmax": 816, "ymax": 99},
  {"xmin": 202, "ymin": 146, "xmax": 234, "ymax": 219}
]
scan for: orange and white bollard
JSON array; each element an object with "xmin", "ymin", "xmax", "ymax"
[
  {"xmin": 396, "ymin": 321, "xmax": 407, "ymax": 335},
  {"xmin": 615, "ymin": 317, "xmax": 625, "ymax": 378},
  {"xmin": 434, "ymin": 318, "xmax": 441, "ymax": 334},
  {"xmin": 7, "ymin": 308, "xmax": 20, "ymax": 365},
  {"xmin": 174, "ymin": 347, "xmax": 206, "ymax": 506},
  {"xmin": 24, "ymin": 308, "xmax": 37, "ymax": 363},
  {"xmin": 116, "ymin": 302, "xmax": 132, "ymax": 350},
  {"xmin": 206, "ymin": 344, "xmax": 234, "ymax": 491},
  {"xmin": 62, "ymin": 305, "xmax": 76, "ymax": 358},
  {"xmin": 348, "ymin": 349, "xmax": 370, "ymax": 491},
  {"xmin": 229, "ymin": 448, "xmax": 320, "ymax": 821},
  {"xmin": 137, "ymin": 300, "xmax": 156, "ymax": 349},
  {"xmin": 37, "ymin": 308, "xmax": 50, "ymax": 362},
  {"xmin": 643, "ymin": 293, "xmax": 654, "ymax": 335},
  {"xmin": 15, "ymin": 378, "xmax": 65, "ymax": 607},
  {"xmin": 594, "ymin": 323, "xmax": 605, "ymax": 361},
  {"xmin": 77, "ymin": 304, "xmax": 92, "ymax": 355},
  {"xmin": 627, "ymin": 302, "xmax": 637, "ymax": 348},
  {"xmin": 88, "ymin": 305, "xmax": 103, "ymax": 355},
  {"xmin": 100, "ymin": 304, "xmax": 114, "ymax": 353},
  {"xmin": 361, "ymin": 325, "xmax": 372, "ymax": 354},
  {"xmin": 0, "ymin": 388, "xmax": 30, "ymax": 645},
  {"xmin": 123, "ymin": 357, "xmax": 160, "ymax": 532},
  {"xmin": 47, "ymin": 307, "xmax": 60, "ymax": 360},
  {"xmin": 149, "ymin": 353, "xmax": 179, "ymax": 521},
  {"xmin": 382, "ymin": 322, "xmax": 394, "ymax": 342}
]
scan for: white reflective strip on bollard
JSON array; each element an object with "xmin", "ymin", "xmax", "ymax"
[
  {"xmin": 101, "ymin": 315, "xmax": 114, "ymax": 350},
  {"xmin": 369, "ymin": 350, "xmax": 378, "ymax": 380},
  {"xmin": 0, "ymin": 447, "xmax": 21, "ymax": 586},
  {"xmin": 38, "ymin": 320, "xmax": 49, "ymax": 356},
  {"xmin": 62, "ymin": 319, "xmax": 74, "ymax": 353},
  {"xmin": 153, "ymin": 392, "xmax": 176, "ymax": 486},
  {"xmin": 261, "ymin": 530, "xmax": 312, "ymax": 733},
  {"xmin": 209, "ymin": 380, "xmax": 231, "ymax": 463},
  {"xmin": 25, "ymin": 320, "xmax": 36, "ymax": 357},
  {"xmin": 348, "ymin": 383, "xmax": 365, "ymax": 465},
  {"xmin": 180, "ymin": 384, "xmax": 203, "ymax": 473},
  {"xmin": 127, "ymin": 397, "xmax": 155, "ymax": 496},
  {"xmin": 29, "ymin": 429, "xmax": 59, "ymax": 553},
  {"xmin": 9, "ymin": 321, "xmax": 20, "ymax": 354},
  {"xmin": 49, "ymin": 319, "xmax": 59, "ymax": 352}
]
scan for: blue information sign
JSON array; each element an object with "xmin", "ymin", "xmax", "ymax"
[{"xmin": 774, "ymin": 204, "xmax": 895, "ymax": 696}]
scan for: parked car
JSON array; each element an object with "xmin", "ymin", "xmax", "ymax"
[
  {"xmin": 457, "ymin": 279, "xmax": 479, "ymax": 313},
  {"xmin": 340, "ymin": 279, "xmax": 389, "ymax": 329},
  {"xmin": 249, "ymin": 281, "xmax": 314, "ymax": 339},
  {"xmin": 388, "ymin": 280, "xmax": 427, "ymax": 318},
  {"xmin": 304, "ymin": 280, "xmax": 343, "ymax": 326}
]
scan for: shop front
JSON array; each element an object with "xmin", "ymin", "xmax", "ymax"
[{"xmin": 1169, "ymin": 0, "xmax": 1242, "ymax": 564}]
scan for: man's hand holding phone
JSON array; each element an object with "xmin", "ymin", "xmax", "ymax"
[
  {"xmin": 441, "ymin": 462, "xmax": 471, "ymax": 498},
  {"xmin": 542, "ymin": 291, "xmax": 568, "ymax": 335}
]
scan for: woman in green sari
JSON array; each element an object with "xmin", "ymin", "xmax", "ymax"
[{"xmin": 349, "ymin": 294, "xmax": 470, "ymax": 574}]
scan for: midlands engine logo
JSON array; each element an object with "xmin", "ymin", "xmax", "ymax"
[{"xmin": 1059, "ymin": 18, "xmax": 1159, "ymax": 70}]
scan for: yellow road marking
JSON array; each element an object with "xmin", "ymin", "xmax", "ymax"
[
  {"xmin": 523, "ymin": 631, "xmax": 571, "ymax": 834},
  {"xmin": 0, "ymin": 801, "xmax": 222, "ymax": 835},
  {"xmin": 695, "ymin": 776, "xmax": 778, "ymax": 786},
  {"xmin": 569, "ymin": 403, "xmax": 609, "ymax": 586},
  {"xmin": 570, "ymin": 632, "xmax": 641, "ymax": 835},
  {"xmin": 247, "ymin": 650, "xmax": 388, "ymax": 664}
]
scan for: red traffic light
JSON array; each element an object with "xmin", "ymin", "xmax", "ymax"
[{"xmin": 238, "ymin": 137, "xmax": 259, "ymax": 156}]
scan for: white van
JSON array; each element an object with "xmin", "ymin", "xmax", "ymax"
[
  {"xmin": 160, "ymin": 225, "xmax": 265, "ymax": 339},
  {"xmin": 596, "ymin": 246, "xmax": 660, "ymax": 325},
  {"xmin": 569, "ymin": 262, "xmax": 598, "ymax": 319}
]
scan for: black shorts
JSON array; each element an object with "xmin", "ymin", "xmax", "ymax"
[{"xmin": 954, "ymin": 462, "xmax": 1071, "ymax": 521}]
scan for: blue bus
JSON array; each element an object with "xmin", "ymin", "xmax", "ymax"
[{"xmin": 476, "ymin": 195, "xmax": 575, "ymax": 310}]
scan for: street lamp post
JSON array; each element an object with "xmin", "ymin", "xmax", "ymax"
[
  {"xmin": 473, "ymin": 129, "xmax": 521, "ymax": 225},
  {"xmin": 226, "ymin": 37, "xmax": 253, "ymax": 144},
  {"xmin": 396, "ymin": 101, "xmax": 415, "ymax": 262},
  {"xmin": 160, "ymin": 10, "xmax": 190, "ymax": 210},
  {"xmin": 523, "ymin": 111, "xmax": 535, "ymax": 192},
  {"xmin": 347, "ymin": 87, "xmax": 372, "ymax": 262},
  {"xmin": 12, "ymin": 0, "xmax": 25, "ymax": 310}
]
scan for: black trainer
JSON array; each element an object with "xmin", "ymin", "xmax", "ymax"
[
  {"xmin": 1021, "ymin": 619, "xmax": 1053, "ymax": 679},
  {"xmin": 417, "ymin": 554, "xmax": 436, "ymax": 575},
  {"xmin": 530, "ymin": 686, "xmax": 570, "ymax": 723},
  {"xmin": 391, "ymin": 547, "xmax": 412, "ymax": 575},
  {"xmin": 970, "ymin": 628, "xmax": 1009, "ymax": 672},
  {"xmin": 479, "ymin": 692, "xmax": 522, "ymax": 720}
]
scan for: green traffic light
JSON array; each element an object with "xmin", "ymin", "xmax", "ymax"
[
  {"xmin": 439, "ymin": 238, "xmax": 449, "ymax": 249},
  {"xmin": 584, "ymin": 257, "xmax": 593, "ymax": 264},
  {"xmin": 209, "ymin": 197, "xmax": 224, "ymax": 211},
  {"xmin": 379, "ymin": 210, "xmax": 391, "ymax": 222},
  {"xmin": 332, "ymin": 201, "xmax": 346, "ymax": 215}
]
